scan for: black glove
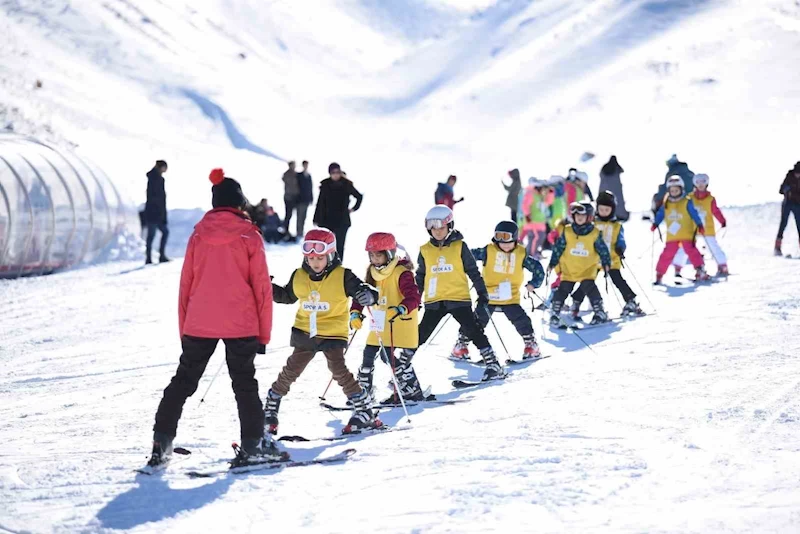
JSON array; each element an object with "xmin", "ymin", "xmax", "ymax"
[
  {"xmin": 355, "ymin": 287, "xmax": 376, "ymax": 307},
  {"xmin": 257, "ymin": 344, "xmax": 266, "ymax": 354},
  {"xmin": 615, "ymin": 247, "xmax": 625, "ymax": 258}
]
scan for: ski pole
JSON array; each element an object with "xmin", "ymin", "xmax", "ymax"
[
  {"xmin": 199, "ymin": 357, "xmax": 227, "ymax": 405},
  {"xmin": 529, "ymin": 289, "xmax": 598, "ymax": 356},
  {"xmin": 486, "ymin": 308, "xmax": 511, "ymax": 361},
  {"xmin": 650, "ymin": 230, "xmax": 656, "ymax": 284},
  {"xmin": 605, "ymin": 271, "xmax": 623, "ymax": 310},
  {"xmin": 319, "ymin": 329, "xmax": 359, "ymax": 401},
  {"xmin": 621, "ymin": 258, "xmax": 658, "ymax": 313}
]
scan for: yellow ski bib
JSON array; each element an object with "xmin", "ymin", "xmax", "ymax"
[
  {"xmin": 560, "ymin": 227, "xmax": 601, "ymax": 282},
  {"xmin": 420, "ymin": 240, "xmax": 471, "ymax": 304},
  {"xmin": 663, "ymin": 197, "xmax": 697, "ymax": 242},
  {"xmin": 483, "ymin": 244, "xmax": 526, "ymax": 305},
  {"xmin": 366, "ymin": 261, "xmax": 419, "ymax": 349},
  {"xmin": 688, "ymin": 193, "xmax": 717, "ymax": 237},
  {"xmin": 292, "ymin": 266, "xmax": 349, "ymax": 340},
  {"xmin": 594, "ymin": 220, "xmax": 622, "ymax": 270}
]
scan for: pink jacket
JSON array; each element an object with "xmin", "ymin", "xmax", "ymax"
[{"xmin": 179, "ymin": 208, "xmax": 273, "ymax": 344}]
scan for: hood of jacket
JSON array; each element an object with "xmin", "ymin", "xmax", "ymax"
[{"xmin": 193, "ymin": 208, "xmax": 257, "ymax": 245}]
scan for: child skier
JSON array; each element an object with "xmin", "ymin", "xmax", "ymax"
[
  {"xmin": 450, "ymin": 220, "xmax": 545, "ymax": 361},
  {"xmin": 521, "ymin": 178, "xmax": 554, "ymax": 259},
  {"xmin": 412, "ymin": 205, "xmax": 504, "ymax": 386},
  {"xmin": 149, "ymin": 168, "xmax": 276, "ymax": 468},
  {"xmin": 688, "ymin": 174, "xmax": 728, "ymax": 276},
  {"xmin": 349, "ymin": 232, "xmax": 423, "ymax": 404},
  {"xmin": 547, "ymin": 202, "xmax": 612, "ymax": 326},
  {"xmin": 570, "ymin": 192, "xmax": 644, "ymax": 318},
  {"xmin": 264, "ymin": 228, "xmax": 379, "ymax": 435},
  {"xmin": 652, "ymin": 176, "xmax": 709, "ymax": 284}
]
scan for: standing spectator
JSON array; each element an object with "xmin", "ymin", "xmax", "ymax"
[
  {"xmin": 599, "ymin": 156, "xmax": 629, "ymax": 221},
  {"xmin": 775, "ymin": 161, "xmax": 800, "ymax": 255},
  {"xmin": 282, "ymin": 161, "xmax": 300, "ymax": 241},
  {"xmin": 144, "ymin": 160, "xmax": 169, "ymax": 264},
  {"xmin": 296, "ymin": 160, "xmax": 313, "ymax": 237},
  {"xmin": 503, "ymin": 169, "xmax": 522, "ymax": 221},
  {"xmin": 313, "ymin": 162, "xmax": 363, "ymax": 259},
  {"xmin": 434, "ymin": 175, "xmax": 464, "ymax": 209}
]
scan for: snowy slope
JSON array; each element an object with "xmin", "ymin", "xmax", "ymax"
[
  {"xmin": 2, "ymin": 0, "xmax": 799, "ymax": 212},
  {"xmin": 1, "ymin": 205, "xmax": 799, "ymax": 533}
]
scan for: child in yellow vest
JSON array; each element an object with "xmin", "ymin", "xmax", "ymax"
[
  {"xmin": 265, "ymin": 228, "xmax": 380, "ymax": 436},
  {"xmin": 349, "ymin": 232, "xmax": 423, "ymax": 405},
  {"xmin": 569, "ymin": 192, "xmax": 644, "ymax": 317},
  {"xmin": 652, "ymin": 176, "xmax": 710, "ymax": 284},
  {"xmin": 685, "ymin": 174, "xmax": 728, "ymax": 276},
  {"xmin": 547, "ymin": 202, "xmax": 612, "ymax": 326},
  {"xmin": 451, "ymin": 220, "xmax": 545, "ymax": 361},
  {"xmin": 412, "ymin": 205, "xmax": 504, "ymax": 385}
]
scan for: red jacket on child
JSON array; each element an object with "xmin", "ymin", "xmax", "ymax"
[{"xmin": 179, "ymin": 208, "xmax": 273, "ymax": 344}]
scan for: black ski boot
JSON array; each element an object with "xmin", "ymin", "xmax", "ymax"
[
  {"xmin": 549, "ymin": 300, "xmax": 564, "ymax": 326},
  {"xmin": 263, "ymin": 389, "xmax": 282, "ymax": 436},
  {"xmin": 148, "ymin": 432, "xmax": 174, "ymax": 467},
  {"xmin": 589, "ymin": 301, "xmax": 609, "ymax": 325},
  {"xmin": 231, "ymin": 436, "xmax": 288, "ymax": 468},
  {"xmin": 343, "ymin": 388, "xmax": 382, "ymax": 434},
  {"xmin": 480, "ymin": 348, "xmax": 506, "ymax": 381},
  {"xmin": 621, "ymin": 299, "xmax": 644, "ymax": 317},
  {"xmin": 357, "ymin": 365, "xmax": 375, "ymax": 403}
]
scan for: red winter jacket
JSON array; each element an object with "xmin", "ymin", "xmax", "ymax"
[{"xmin": 179, "ymin": 208, "xmax": 273, "ymax": 344}]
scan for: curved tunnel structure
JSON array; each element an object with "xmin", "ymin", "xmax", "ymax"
[{"xmin": 0, "ymin": 134, "xmax": 139, "ymax": 279}]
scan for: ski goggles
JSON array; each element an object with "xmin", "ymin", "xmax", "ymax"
[
  {"xmin": 494, "ymin": 230, "xmax": 515, "ymax": 243},
  {"xmin": 301, "ymin": 240, "xmax": 334, "ymax": 256},
  {"xmin": 425, "ymin": 218, "xmax": 451, "ymax": 230},
  {"xmin": 569, "ymin": 203, "xmax": 589, "ymax": 216}
]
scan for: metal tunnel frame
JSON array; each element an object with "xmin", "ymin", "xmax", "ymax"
[{"xmin": 0, "ymin": 133, "xmax": 140, "ymax": 278}]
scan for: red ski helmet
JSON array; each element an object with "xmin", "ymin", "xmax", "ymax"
[
  {"xmin": 302, "ymin": 228, "xmax": 337, "ymax": 262},
  {"xmin": 365, "ymin": 232, "xmax": 397, "ymax": 264}
]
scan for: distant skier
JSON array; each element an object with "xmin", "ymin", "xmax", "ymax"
[
  {"xmin": 434, "ymin": 174, "xmax": 464, "ymax": 209},
  {"xmin": 688, "ymin": 174, "xmax": 728, "ymax": 275},
  {"xmin": 520, "ymin": 178, "xmax": 554, "ymax": 259},
  {"xmin": 263, "ymin": 228, "xmax": 379, "ymax": 435},
  {"xmin": 652, "ymin": 176, "xmax": 709, "ymax": 284},
  {"xmin": 599, "ymin": 156, "xmax": 629, "ymax": 221},
  {"xmin": 350, "ymin": 232, "xmax": 423, "ymax": 404},
  {"xmin": 414, "ymin": 205, "xmax": 504, "ymax": 382},
  {"xmin": 570, "ymin": 192, "xmax": 643, "ymax": 317},
  {"xmin": 148, "ymin": 168, "xmax": 275, "ymax": 468},
  {"xmin": 144, "ymin": 160, "xmax": 169, "ymax": 264},
  {"xmin": 313, "ymin": 163, "xmax": 363, "ymax": 260},
  {"xmin": 775, "ymin": 161, "xmax": 800, "ymax": 256},
  {"xmin": 503, "ymin": 169, "xmax": 522, "ymax": 221},
  {"xmin": 450, "ymin": 220, "xmax": 545, "ymax": 362},
  {"xmin": 547, "ymin": 202, "xmax": 611, "ymax": 326}
]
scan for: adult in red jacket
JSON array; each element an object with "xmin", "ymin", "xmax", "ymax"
[{"xmin": 148, "ymin": 168, "xmax": 278, "ymax": 469}]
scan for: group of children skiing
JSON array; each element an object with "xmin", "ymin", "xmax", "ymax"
[{"xmin": 145, "ymin": 167, "xmax": 729, "ymax": 472}]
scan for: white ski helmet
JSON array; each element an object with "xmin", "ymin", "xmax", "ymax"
[
  {"xmin": 425, "ymin": 204, "xmax": 454, "ymax": 233},
  {"xmin": 666, "ymin": 175, "xmax": 685, "ymax": 198},
  {"xmin": 693, "ymin": 173, "xmax": 709, "ymax": 188}
]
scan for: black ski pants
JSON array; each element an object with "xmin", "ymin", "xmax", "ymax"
[
  {"xmin": 154, "ymin": 336, "xmax": 263, "ymax": 440},
  {"xmin": 553, "ymin": 280, "xmax": 602, "ymax": 308},
  {"xmin": 461, "ymin": 303, "xmax": 533, "ymax": 338},
  {"xmin": 571, "ymin": 269, "xmax": 635, "ymax": 304},
  {"xmin": 777, "ymin": 200, "xmax": 800, "ymax": 240},
  {"xmin": 417, "ymin": 305, "xmax": 491, "ymax": 357},
  {"xmin": 145, "ymin": 222, "xmax": 169, "ymax": 260}
]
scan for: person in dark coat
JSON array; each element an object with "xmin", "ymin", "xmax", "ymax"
[
  {"xmin": 281, "ymin": 161, "xmax": 300, "ymax": 241},
  {"xmin": 296, "ymin": 160, "xmax": 313, "ymax": 237},
  {"xmin": 434, "ymin": 175, "xmax": 464, "ymax": 209},
  {"xmin": 145, "ymin": 160, "xmax": 169, "ymax": 264},
  {"xmin": 775, "ymin": 161, "xmax": 800, "ymax": 255},
  {"xmin": 599, "ymin": 156, "xmax": 629, "ymax": 221},
  {"xmin": 313, "ymin": 162, "xmax": 363, "ymax": 259},
  {"xmin": 503, "ymin": 169, "xmax": 522, "ymax": 221}
]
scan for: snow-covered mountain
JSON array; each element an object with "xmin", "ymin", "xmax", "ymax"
[{"xmin": 2, "ymin": 0, "xmax": 799, "ymax": 212}]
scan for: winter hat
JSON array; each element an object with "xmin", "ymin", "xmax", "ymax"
[
  {"xmin": 209, "ymin": 168, "xmax": 245, "ymax": 209},
  {"xmin": 328, "ymin": 162, "xmax": 341, "ymax": 174},
  {"xmin": 596, "ymin": 190, "xmax": 617, "ymax": 209}
]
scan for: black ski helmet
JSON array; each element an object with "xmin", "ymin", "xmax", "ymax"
[
  {"xmin": 492, "ymin": 220, "xmax": 519, "ymax": 244},
  {"xmin": 596, "ymin": 190, "xmax": 617, "ymax": 220}
]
